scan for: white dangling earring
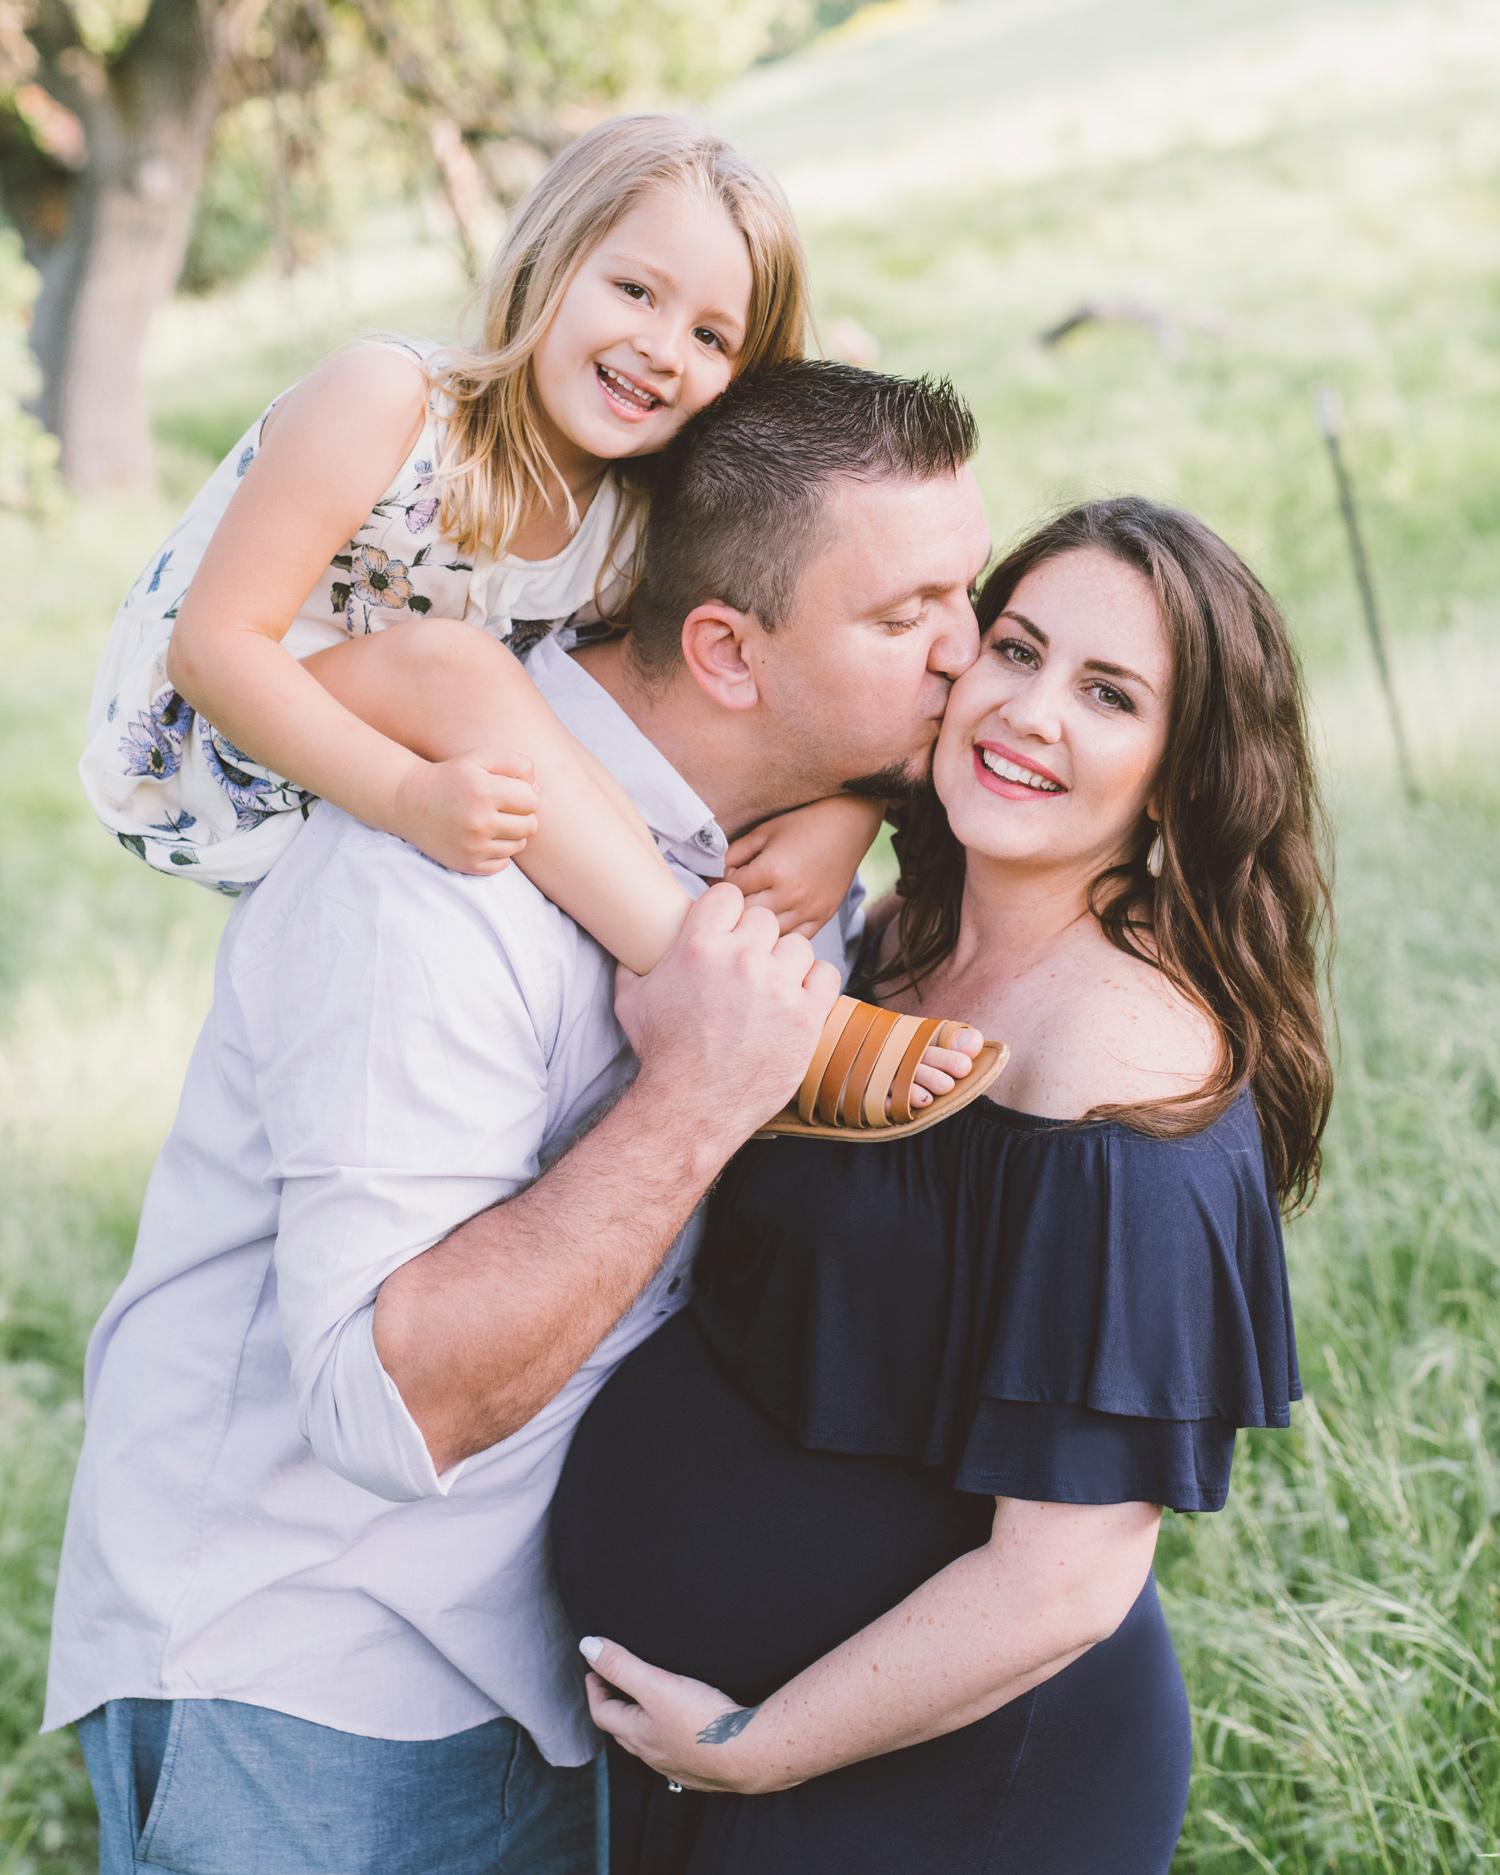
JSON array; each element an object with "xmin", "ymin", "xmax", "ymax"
[{"xmin": 1146, "ymin": 827, "xmax": 1165, "ymax": 879}]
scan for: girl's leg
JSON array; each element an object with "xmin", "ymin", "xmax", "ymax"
[
  {"xmin": 304, "ymin": 621, "xmax": 989, "ymax": 1130},
  {"xmin": 303, "ymin": 621, "xmax": 692, "ymax": 976}
]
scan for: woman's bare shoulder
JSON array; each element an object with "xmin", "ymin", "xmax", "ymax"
[{"xmin": 998, "ymin": 932, "xmax": 1220, "ymax": 1121}]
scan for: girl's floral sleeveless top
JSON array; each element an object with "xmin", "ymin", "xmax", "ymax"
[{"xmin": 79, "ymin": 340, "xmax": 637, "ymax": 893}]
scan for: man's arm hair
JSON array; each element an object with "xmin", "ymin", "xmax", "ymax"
[
  {"xmin": 373, "ymin": 1065, "xmax": 723, "ymax": 1469},
  {"xmin": 373, "ymin": 885, "xmax": 840, "ymax": 1472}
]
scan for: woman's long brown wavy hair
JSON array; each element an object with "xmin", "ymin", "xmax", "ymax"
[{"xmin": 877, "ymin": 496, "xmax": 1335, "ymax": 1208}]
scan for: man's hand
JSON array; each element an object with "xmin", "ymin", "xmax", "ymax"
[
  {"xmin": 374, "ymin": 883, "xmax": 841, "ymax": 1472},
  {"xmin": 615, "ymin": 882, "xmax": 842, "ymax": 1156}
]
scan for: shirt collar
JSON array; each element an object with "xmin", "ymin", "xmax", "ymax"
[{"xmin": 525, "ymin": 633, "xmax": 729, "ymax": 879}]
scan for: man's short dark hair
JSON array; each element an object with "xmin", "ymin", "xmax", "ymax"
[{"xmin": 628, "ymin": 360, "xmax": 978, "ymax": 672}]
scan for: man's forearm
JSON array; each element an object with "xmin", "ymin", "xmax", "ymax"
[{"xmin": 372, "ymin": 1068, "xmax": 735, "ymax": 1472}]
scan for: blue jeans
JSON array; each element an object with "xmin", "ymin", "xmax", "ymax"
[{"xmin": 78, "ymin": 1698, "xmax": 604, "ymax": 1875}]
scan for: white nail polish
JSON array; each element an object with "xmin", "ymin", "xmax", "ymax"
[{"xmin": 579, "ymin": 1636, "xmax": 604, "ymax": 1663}]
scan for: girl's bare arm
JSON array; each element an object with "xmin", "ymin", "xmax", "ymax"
[{"xmin": 165, "ymin": 347, "xmax": 526, "ymax": 852}]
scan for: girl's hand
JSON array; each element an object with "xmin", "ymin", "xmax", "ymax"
[
  {"xmin": 581, "ymin": 1636, "xmax": 794, "ymax": 1796},
  {"xmin": 391, "ymin": 749, "xmax": 540, "ymax": 875},
  {"xmin": 725, "ymin": 795, "xmax": 885, "ymax": 939}
]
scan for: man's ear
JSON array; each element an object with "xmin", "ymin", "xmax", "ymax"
[{"xmin": 680, "ymin": 601, "xmax": 763, "ymax": 713}]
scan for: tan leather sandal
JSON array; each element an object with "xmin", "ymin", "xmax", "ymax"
[{"xmin": 755, "ymin": 995, "xmax": 1010, "ymax": 1142}]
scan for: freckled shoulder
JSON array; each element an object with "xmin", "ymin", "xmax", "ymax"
[{"xmin": 999, "ymin": 930, "xmax": 1220, "ymax": 1120}]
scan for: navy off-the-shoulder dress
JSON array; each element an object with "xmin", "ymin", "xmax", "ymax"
[{"xmin": 552, "ymin": 1089, "xmax": 1298, "ymax": 1875}]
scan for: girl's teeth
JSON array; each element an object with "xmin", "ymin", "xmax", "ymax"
[
  {"xmin": 599, "ymin": 365, "xmax": 657, "ymax": 409},
  {"xmin": 980, "ymin": 748, "xmax": 1062, "ymax": 792}
]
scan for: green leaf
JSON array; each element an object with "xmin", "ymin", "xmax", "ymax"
[
  {"xmin": 331, "ymin": 554, "xmax": 353, "ymax": 571},
  {"xmin": 116, "ymin": 833, "xmax": 146, "ymax": 860},
  {"xmin": 408, "ymin": 594, "xmax": 432, "ymax": 614},
  {"xmin": 330, "ymin": 582, "xmax": 350, "ymax": 613},
  {"xmin": 168, "ymin": 849, "xmax": 198, "ymax": 866}
]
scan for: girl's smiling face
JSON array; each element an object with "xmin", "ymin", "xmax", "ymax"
[
  {"xmin": 530, "ymin": 187, "xmax": 753, "ymax": 480},
  {"xmin": 933, "ymin": 546, "xmax": 1173, "ymax": 877}
]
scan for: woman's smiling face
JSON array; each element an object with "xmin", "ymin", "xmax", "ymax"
[{"xmin": 933, "ymin": 546, "xmax": 1173, "ymax": 876}]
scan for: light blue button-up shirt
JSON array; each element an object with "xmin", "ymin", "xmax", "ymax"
[{"xmin": 45, "ymin": 635, "xmax": 863, "ymax": 1764}]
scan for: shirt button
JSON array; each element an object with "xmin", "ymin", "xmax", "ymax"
[{"xmin": 694, "ymin": 828, "xmax": 717, "ymax": 850}]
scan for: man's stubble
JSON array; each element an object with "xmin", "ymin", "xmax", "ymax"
[{"xmin": 840, "ymin": 742, "xmax": 938, "ymax": 806}]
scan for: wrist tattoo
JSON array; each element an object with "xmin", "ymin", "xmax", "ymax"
[{"xmin": 696, "ymin": 1704, "xmax": 761, "ymax": 1747}]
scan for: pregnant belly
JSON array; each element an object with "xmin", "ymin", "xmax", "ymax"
[{"xmin": 551, "ymin": 1311, "xmax": 993, "ymax": 1709}]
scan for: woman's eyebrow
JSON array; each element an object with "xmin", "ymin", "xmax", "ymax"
[
  {"xmin": 999, "ymin": 610, "xmax": 1157, "ymax": 693},
  {"xmin": 1084, "ymin": 658, "xmax": 1156, "ymax": 694}
]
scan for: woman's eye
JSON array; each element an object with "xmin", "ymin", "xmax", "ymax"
[
  {"xmin": 617, "ymin": 281, "xmax": 649, "ymax": 302},
  {"xmin": 995, "ymin": 637, "xmax": 1039, "ymax": 667},
  {"xmin": 694, "ymin": 327, "xmax": 725, "ymax": 352},
  {"xmin": 1090, "ymin": 682, "xmax": 1133, "ymax": 712}
]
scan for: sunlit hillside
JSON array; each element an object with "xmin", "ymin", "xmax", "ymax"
[{"xmin": 720, "ymin": 0, "xmax": 1500, "ymax": 672}]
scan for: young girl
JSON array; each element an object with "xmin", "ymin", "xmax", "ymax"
[{"xmin": 80, "ymin": 115, "xmax": 995, "ymax": 1136}]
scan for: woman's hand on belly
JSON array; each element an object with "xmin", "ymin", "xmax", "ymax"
[
  {"xmin": 580, "ymin": 1636, "xmax": 787, "ymax": 1796},
  {"xmin": 581, "ymin": 1496, "xmax": 1162, "ymax": 1795}
]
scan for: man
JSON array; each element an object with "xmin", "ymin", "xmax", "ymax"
[{"xmin": 46, "ymin": 362, "xmax": 990, "ymax": 1874}]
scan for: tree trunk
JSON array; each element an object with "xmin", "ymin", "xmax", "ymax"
[{"xmin": 0, "ymin": 0, "xmax": 220, "ymax": 492}]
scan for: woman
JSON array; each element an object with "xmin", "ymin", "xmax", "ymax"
[{"xmin": 550, "ymin": 496, "xmax": 1333, "ymax": 1873}]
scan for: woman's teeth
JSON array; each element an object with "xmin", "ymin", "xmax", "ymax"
[
  {"xmin": 596, "ymin": 364, "xmax": 660, "ymax": 411},
  {"xmin": 979, "ymin": 748, "xmax": 1064, "ymax": 792}
]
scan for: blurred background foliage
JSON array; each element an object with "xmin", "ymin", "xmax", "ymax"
[
  {"xmin": 0, "ymin": 226, "xmax": 57, "ymax": 509},
  {"xmin": 4, "ymin": 0, "xmax": 1500, "ymax": 1868},
  {"xmin": 0, "ymin": 0, "xmax": 849, "ymax": 495}
]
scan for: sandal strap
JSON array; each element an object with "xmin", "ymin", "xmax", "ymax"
[
  {"xmin": 888, "ymin": 1017, "xmax": 946, "ymax": 1126},
  {"xmin": 795, "ymin": 996, "xmax": 861, "ymax": 1124},
  {"xmin": 815, "ymin": 1001, "xmax": 886, "ymax": 1126},
  {"xmin": 798, "ymin": 1003, "xmax": 979, "ymax": 1133},
  {"xmin": 836, "ymin": 1006, "xmax": 904, "ymax": 1127},
  {"xmin": 859, "ymin": 1012, "xmax": 931, "ymax": 1128}
]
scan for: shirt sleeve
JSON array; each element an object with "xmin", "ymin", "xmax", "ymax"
[{"xmin": 236, "ymin": 824, "xmax": 606, "ymax": 1502}]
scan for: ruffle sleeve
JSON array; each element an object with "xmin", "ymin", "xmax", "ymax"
[{"xmin": 691, "ymin": 1088, "xmax": 1299, "ymax": 1514}]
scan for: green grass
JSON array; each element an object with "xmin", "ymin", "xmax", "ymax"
[
  {"xmin": 1164, "ymin": 767, "xmax": 1500, "ymax": 1871},
  {"xmin": 0, "ymin": 502, "xmax": 227, "ymax": 1871},
  {"xmin": 4, "ymin": 0, "xmax": 1500, "ymax": 1867}
]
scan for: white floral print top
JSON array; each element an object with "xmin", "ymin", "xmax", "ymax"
[{"xmin": 80, "ymin": 339, "xmax": 640, "ymax": 892}]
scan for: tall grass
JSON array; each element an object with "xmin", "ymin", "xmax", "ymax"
[
  {"xmin": 0, "ymin": 505, "xmax": 226, "ymax": 1871},
  {"xmin": 1166, "ymin": 767, "xmax": 1500, "ymax": 1871}
]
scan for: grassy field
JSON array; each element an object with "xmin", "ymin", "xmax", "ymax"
[{"xmin": 3, "ymin": 0, "xmax": 1500, "ymax": 1867}]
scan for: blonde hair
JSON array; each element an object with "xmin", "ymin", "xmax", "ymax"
[{"xmin": 429, "ymin": 114, "xmax": 811, "ymax": 559}]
